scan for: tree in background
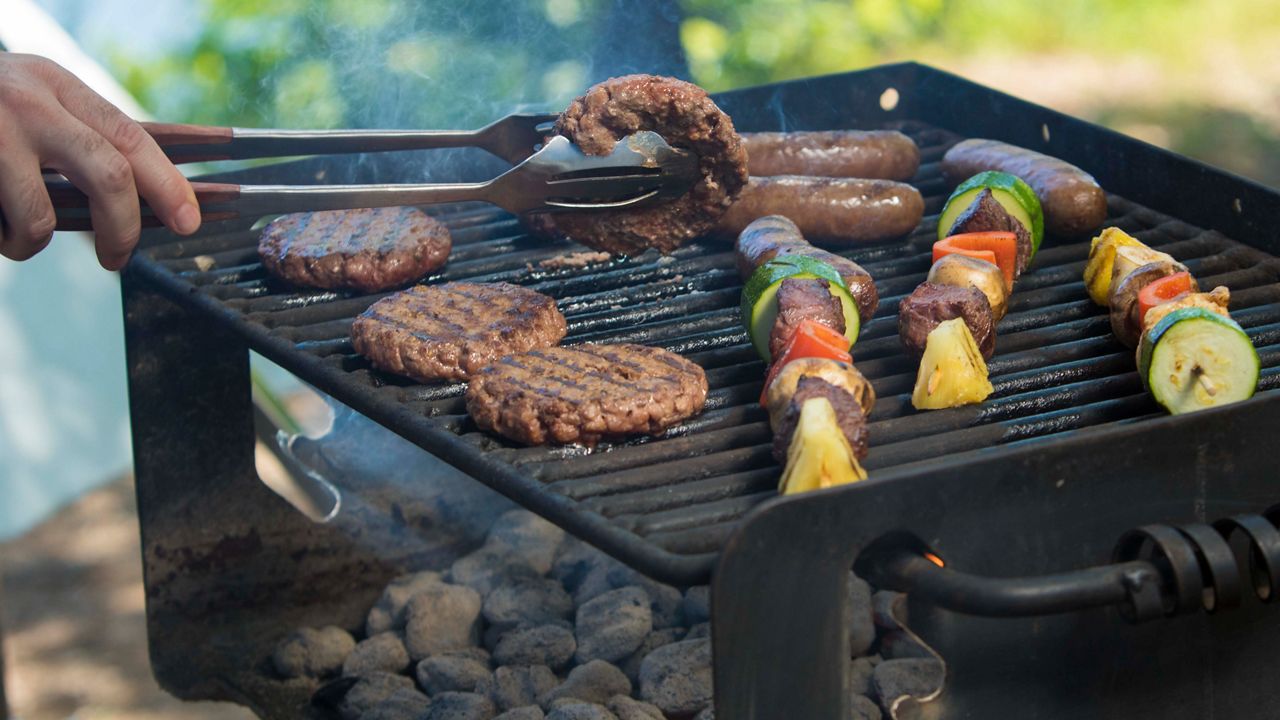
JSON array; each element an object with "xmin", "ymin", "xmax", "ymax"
[
  {"xmin": 103, "ymin": 0, "xmax": 1280, "ymax": 184},
  {"xmin": 108, "ymin": 0, "xmax": 683, "ymax": 130}
]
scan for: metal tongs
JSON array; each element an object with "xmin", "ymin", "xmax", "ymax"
[{"xmin": 46, "ymin": 114, "xmax": 700, "ymax": 230}]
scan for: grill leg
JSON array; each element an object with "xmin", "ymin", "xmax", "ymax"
[
  {"xmin": 121, "ymin": 273, "xmax": 399, "ymax": 716},
  {"xmin": 712, "ymin": 504, "xmax": 856, "ymax": 720}
]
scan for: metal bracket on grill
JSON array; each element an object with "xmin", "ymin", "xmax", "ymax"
[{"xmin": 858, "ymin": 509, "xmax": 1280, "ymax": 623}]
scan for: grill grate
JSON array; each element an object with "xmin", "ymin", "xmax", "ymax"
[{"xmin": 133, "ymin": 120, "xmax": 1280, "ymax": 584}]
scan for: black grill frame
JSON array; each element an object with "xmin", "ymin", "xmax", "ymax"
[
  {"xmin": 123, "ymin": 63, "xmax": 1280, "ymax": 719},
  {"xmin": 127, "ymin": 62, "xmax": 1280, "ymax": 586}
]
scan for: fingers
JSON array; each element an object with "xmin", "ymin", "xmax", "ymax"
[
  {"xmin": 0, "ymin": 149, "xmax": 57, "ymax": 262},
  {"xmin": 50, "ymin": 68, "xmax": 201, "ymax": 237},
  {"xmin": 35, "ymin": 112, "xmax": 143, "ymax": 270}
]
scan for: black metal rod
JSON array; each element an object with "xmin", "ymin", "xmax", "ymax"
[{"xmin": 868, "ymin": 548, "xmax": 1164, "ymax": 617}]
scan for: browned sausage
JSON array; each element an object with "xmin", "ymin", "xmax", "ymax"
[
  {"xmin": 743, "ymin": 130, "xmax": 920, "ymax": 180},
  {"xmin": 716, "ymin": 176, "xmax": 923, "ymax": 246},
  {"xmin": 735, "ymin": 215, "xmax": 879, "ymax": 322},
  {"xmin": 941, "ymin": 139, "xmax": 1107, "ymax": 237}
]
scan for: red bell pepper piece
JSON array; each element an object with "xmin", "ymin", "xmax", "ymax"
[
  {"xmin": 759, "ymin": 319, "xmax": 852, "ymax": 406},
  {"xmin": 1138, "ymin": 271, "xmax": 1193, "ymax": 326},
  {"xmin": 934, "ymin": 231, "xmax": 1018, "ymax": 288}
]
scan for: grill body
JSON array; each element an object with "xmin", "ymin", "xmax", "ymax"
[{"xmin": 122, "ymin": 63, "xmax": 1280, "ymax": 719}]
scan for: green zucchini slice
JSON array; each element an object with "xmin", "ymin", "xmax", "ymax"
[
  {"xmin": 741, "ymin": 257, "xmax": 860, "ymax": 361},
  {"xmin": 1137, "ymin": 307, "xmax": 1259, "ymax": 414},
  {"xmin": 939, "ymin": 171, "xmax": 1044, "ymax": 261}
]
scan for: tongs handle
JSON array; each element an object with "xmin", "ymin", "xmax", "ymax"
[
  {"xmin": 45, "ymin": 178, "xmax": 492, "ymax": 230},
  {"xmin": 141, "ymin": 122, "xmax": 235, "ymax": 162},
  {"xmin": 47, "ymin": 180, "xmax": 243, "ymax": 229}
]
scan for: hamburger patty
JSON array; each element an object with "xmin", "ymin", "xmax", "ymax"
[
  {"xmin": 466, "ymin": 344, "xmax": 709, "ymax": 446},
  {"xmin": 259, "ymin": 207, "xmax": 451, "ymax": 293},
  {"xmin": 351, "ymin": 282, "xmax": 566, "ymax": 383},
  {"xmin": 524, "ymin": 74, "xmax": 748, "ymax": 255}
]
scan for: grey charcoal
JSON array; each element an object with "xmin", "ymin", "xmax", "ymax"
[
  {"xmin": 478, "ymin": 665, "xmax": 559, "ymax": 712},
  {"xmin": 848, "ymin": 656, "xmax": 876, "ymax": 696},
  {"xmin": 619, "ymin": 628, "xmax": 685, "ymax": 685},
  {"xmin": 271, "ymin": 626, "xmax": 356, "ymax": 679},
  {"xmin": 545, "ymin": 703, "xmax": 619, "ymax": 720},
  {"xmin": 606, "ymin": 694, "xmax": 665, "ymax": 720},
  {"xmin": 451, "ymin": 545, "xmax": 544, "ymax": 597},
  {"xmin": 338, "ymin": 672, "xmax": 416, "ymax": 720},
  {"xmin": 416, "ymin": 652, "xmax": 494, "ymax": 695},
  {"xmin": 539, "ymin": 659, "xmax": 631, "ymax": 709},
  {"xmin": 366, "ymin": 570, "xmax": 444, "ymax": 636},
  {"xmin": 343, "ymin": 632, "xmax": 410, "ymax": 676},
  {"xmin": 605, "ymin": 566, "xmax": 685, "ymax": 629},
  {"xmin": 572, "ymin": 565, "xmax": 617, "ymax": 608},
  {"xmin": 684, "ymin": 622, "xmax": 710, "ymax": 640},
  {"xmin": 851, "ymin": 693, "xmax": 883, "ymax": 720},
  {"xmin": 403, "ymin": 583, "xmax": 483, "ymax": 660},
  {"xmin": 493, "ymin": 624, "xmax": 577, "ymax": 670},
  {"xmin": 574, "ymin": 587, "xmax": 652, "ymax": 664},
  {"xmin": 638, "ymin": 638, "xmax": 714, "ymax": 716},
  {"xmin": 847, "ymin": 574, "xmax": 876, "ymax": 657},
  {"xmin": 363, "ymin": 686, "xmax": 431, "ymax": 720},
  {"xmin": 422, "ymin": 691, "xmax": 498, "ymax": 720},
  {"xmin": 550, "ymin": 539, "xmax": 618, "ymax": 594},
  {"xmin": 486, "ymin": 509, "xmax": 566, "ymax": 575},
  {"xmin": 871, "ymin": 658, "xmax": 944, "ymax": 705},
  {"xmin": 682, "ymin": 586, "xmax": 711, "ymax": 625},
  {"xmin": 484, "ymin": 577, "xmax": 575, "ymax": 631},
  {"xmin": 495, "ymin": 707, "xmax": 546, "ymax": 720}
]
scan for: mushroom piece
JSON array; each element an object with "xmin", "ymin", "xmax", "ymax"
[
  {"xmin": 1109, "ymin": 260, "xmax": 1194, "ymax": 348},
  {"xmin": 764, "ymin": 357, "xmax": 876, "ymax": 430},
  {"xmin": 926, "ymin": 254, "xmax": 1010, "ymax": 322}
]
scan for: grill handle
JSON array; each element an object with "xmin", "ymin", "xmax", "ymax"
[{"xmin": 860, "ymin": 512, "xmax": 1280, "ymax": 623}]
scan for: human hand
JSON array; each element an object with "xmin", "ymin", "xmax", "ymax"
[{"xmin": 0, "ymin": 53, "xmax": 201, "ymax": 270}]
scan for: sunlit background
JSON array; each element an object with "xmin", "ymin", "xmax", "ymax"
[{"xmin": 3, "ymin": 0, "xmax": 1279, "ymax": 718}]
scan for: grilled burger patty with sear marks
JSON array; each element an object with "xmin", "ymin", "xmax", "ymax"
[
  {"xmin": 351, "ymin": 282, "xmax": 566, "ymax": 383},
  {"xmin": 259, "ymin": 206, "xmax": 452, "ymax": 293},
  {"xmin": 466, "ymin": 344, "xmax": 709, "ymax": 446},
  {"xmin": 524, "ymin": 74, "xmax": 749, "ymax": 255}
]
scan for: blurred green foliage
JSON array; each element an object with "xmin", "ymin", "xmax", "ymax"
[
  {"xmin": 102, "ymin": 0, "xmax": 1280, "ymax": 184},
  {"xmin": 678, "ymin": 0, "xmax": 1280, "ymax": 90},
  {"xmin": 108, "ymin": 0, "xmax": 625, "ymax": 128}
]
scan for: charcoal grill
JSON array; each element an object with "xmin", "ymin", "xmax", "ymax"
[{"xmin": 123, "ymin": 62, "xmax": 1280, "ymax": 719}]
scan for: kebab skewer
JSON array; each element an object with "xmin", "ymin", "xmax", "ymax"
[
  {"xmin": 899, "ymin": 171, "xmax": 1046, "ymax": 409},
  {"xmin": 1084, "ymin": 227, "xmax": 1259, "ymax": 414},
  {"xmin": 735, "ymin": 215, "xmax": 877, "ymax": 494}
]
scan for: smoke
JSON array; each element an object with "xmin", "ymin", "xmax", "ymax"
[{"xmin": 271, "ymin": 0, "xmax": 689, "ymax": 131}]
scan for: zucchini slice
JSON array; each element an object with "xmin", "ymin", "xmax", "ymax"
[
  {"xmin": 938, "ymin": 171, "xmax": 1044, "ymax": 261},
  {"xmin": 741, "ymin": 257, "xmax": 861, "ymax": 361},
  {"xmin": 1137, "ymin": 307, "xmax": 1259, "ymax": 414}
]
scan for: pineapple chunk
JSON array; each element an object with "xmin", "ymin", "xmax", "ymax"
[
  {"xmin": 1083, "ymin": 227, "xmax": 1144, "ymax": 306},
  {"xmin": 911, "ymin": 319, "xmax": 994, "ymax": 410},
  {"xmin": 779, "ymin": 397, "xmax": 867, "ymax": 495}
]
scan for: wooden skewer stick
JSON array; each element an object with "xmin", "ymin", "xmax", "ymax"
[{"xmin": 1191, "ymin": 366, "xmax": 1218, "ymax": 397}]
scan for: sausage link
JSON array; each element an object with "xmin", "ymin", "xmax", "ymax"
[
  {"xmin": 743, "ymin": 130, "xmax": 920, "ymax": 180},
  {"xmin": 717, "ymin": 176, "xmax": 923, "ymax": 246},
  {"xmin": 941, "ymin": 139, "xmax": 1107, "ymax": 237},
  {"xmin": 735, "ymin": 215, "xmax": 879, "ymax": 322}
]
